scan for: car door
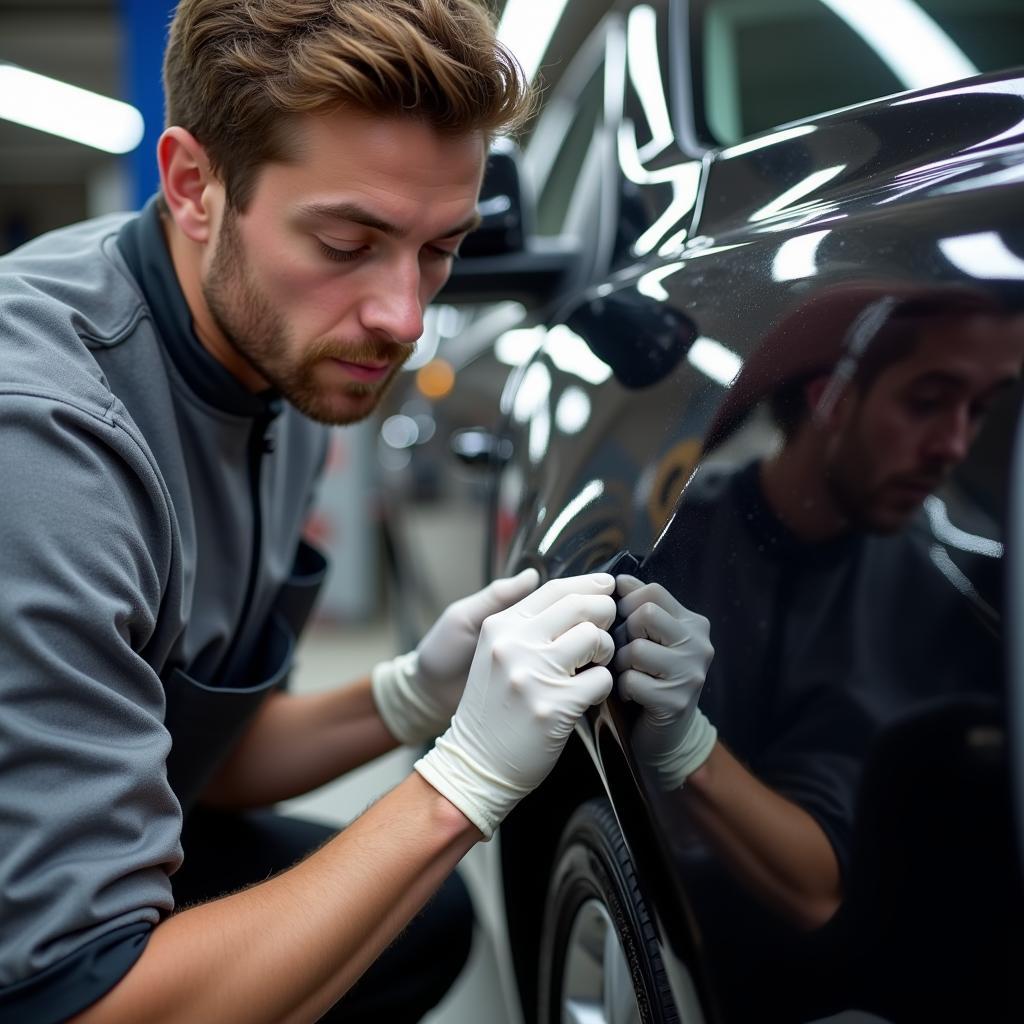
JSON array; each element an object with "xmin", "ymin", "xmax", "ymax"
[{"xmin": 493, "ymin": 2, "xmax": 1024, "ymax": 1021}]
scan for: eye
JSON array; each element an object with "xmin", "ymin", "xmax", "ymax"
[
  {"xmin": 317, "ymin": 240, "xmax": 366, "ymax": 263},
  {"xmin": 424, "ymin": 243, "xmax": 461, "ymax": 263},
  {"xmin": 905, "ymin": 395, "xmax": 943, "ymax": 416},
  {"xmin": 902, "ymin": 385, "xmax": 952, "ymax": 417}
]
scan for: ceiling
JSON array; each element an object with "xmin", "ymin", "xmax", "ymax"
[
  {"xmin": 0, "ymin": 0, "xmax": 614, "ymax": 247},
  {"xmin": 0, "ymin": 0, "xmax": 120, "ymax": 187}
]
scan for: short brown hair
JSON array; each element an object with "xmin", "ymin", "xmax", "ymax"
[{"xmin": 163, "ymin": 0, "xmax": 535, "ymax": 209}]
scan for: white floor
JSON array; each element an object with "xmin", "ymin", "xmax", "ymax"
[{"xmin": 281, "ymin": 619, "xmax": 515, "ymax": 1024}]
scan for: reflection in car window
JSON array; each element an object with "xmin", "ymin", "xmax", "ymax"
[
  {"xmin": 695, "ymin": 0, "xmax": 1024, "ymax": 144},
  {"xmin": 623, "ymin": 1, "xmax": 674, "ymax": 157},
  {"xmin": 535, "ymin": 63, "xmax": 605, "ymax": 236}
]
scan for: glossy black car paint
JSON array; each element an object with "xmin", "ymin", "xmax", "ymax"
[{"xmin": 429, "ymin": 2, "xmax": 1024, "ymax": 1021}]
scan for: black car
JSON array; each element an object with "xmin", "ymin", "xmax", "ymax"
[{"xmin": 388, "ymin": 2, "xmax": 1024, "ymax": 1021}]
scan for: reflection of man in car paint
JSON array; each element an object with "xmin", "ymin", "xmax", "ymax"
[
  {"xmin": 761, "ymin": 296, "xmax": 1024, "ymax": 541},
  {"xmin": 612, "ymin": 290, "xmax": 1024, "ymax": 937}
]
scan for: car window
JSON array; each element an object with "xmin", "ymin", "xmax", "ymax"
[
  {"xmin": 533, "ymin": 62, "xmax": 606, "ymax": 237},
  {"xmin": 691, "ymin": 0, "xmax": 1024, "ymax": 145}
]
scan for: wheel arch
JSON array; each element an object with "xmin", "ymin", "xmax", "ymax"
[
  {"xmin": 500, "ymin": 731, "xmax": 604, "ymax": 1019},
  {"xmin": 592, "ymin": 715, "xmax": 718, "ymax": 1020},
  {"xmin": 500, "ymin": 712, "xmax": 719, "ymax": 1021}
]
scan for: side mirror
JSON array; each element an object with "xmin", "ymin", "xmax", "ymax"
[
  {"xmin": 566, "ymin": 286, "xmax": 698, "ymax": 389},
  {"xmin": 441, "ymin": 139, "xmax": 580, "ymax": 308},
  {"xmin": 459, "ymin": 138, "xmax": 528, "ymax": 258}
]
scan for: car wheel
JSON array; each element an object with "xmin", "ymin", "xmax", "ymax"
[{"xmin": 539, "ymin": 797, "xmax": 681, "ymax": 1024}]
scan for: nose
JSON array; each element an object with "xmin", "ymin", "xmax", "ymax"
[
  {"xmin": 924, "ymin": 405, "xmax": 972, "ymax": 466},
  {"xmin": 358, "ymin": 261, "xmax": 424, "ymax": 347}
]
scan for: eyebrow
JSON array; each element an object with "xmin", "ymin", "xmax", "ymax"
[
  {"xmin": 909, "ymin": 370, "xmax": 1020, "ymax": 397},
  {"xmin": 297, "ymin": 200, "xmax": 481, "ymax": 240},
  {"xmin": 907, "ymin": 371, "xmax": 969, "ymax": 389}
]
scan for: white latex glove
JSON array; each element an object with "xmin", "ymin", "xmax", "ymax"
[
  {"xmin": 614, "ymin": 575, "xmax": 717, "ymax": 790},
  {"xmin": 415, "ymin": 574, "xmax": 617, "ymax": 838},
  {"xmin": 372, "ymin": 568, "xmax": 541, "ymax": 746}
]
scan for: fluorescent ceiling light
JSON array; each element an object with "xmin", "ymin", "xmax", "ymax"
[
  {"xmin": 628, "ymin": 160, "xmax": 702, "ymax": 256},
  {"xmin": 894, "ymin": 80, "xmax": 1023, "ymax": 106},
  {"xmin": 555, "ymin": 386, "xmax": 592, "ymax": 435},
  {"xmin": 719, "ymin": 125, "xmax": 817, "ymax": 161},
  {"xmin": 687, "ymin": 336, "xmax": 742, "ymax": 387},
  {"xmin": 749, "ymin": 165, "xmax": 846, "ymax": 223},
  {"xmin": 509, "ymin": 360, "xmax": 554, "ymax": 464},
  {"xmin": 772, "ymin": 229, "xmax": 831, "ymax": 282},
  {"xmin": 657, "ymin": 235, "xmax": 751, "ymax": 259},
  {"xmin": 529, "ymin": 400, "xmax": 551, "ymax": 464},
  {"xmin": 923, "ymin": 496, "xmax": 1003, "ymax": 558},
  {"xmin": 939, "ymin": 231, "xmax": 1024, "ymax": 280},
  {"xmin": 933, "ymin": 164, "xmax": 1024, "ymax": 196},
  {"xmin": 497, "ymin": 0, "xmax": 571, "ymax": 83},
  {"xmin": 0, "ymin": 64, "xmax": 144, "ymax": 154},
  {"xmin": 928, "ymin": 544, "xmax": 995, "ymax": 618},
  {"xmin": 818, "ymin": 0, "xmax": 977, "ymax": 91},
  {"xmin": 539, "ymin": 479, "xmax": 605, "ymax": 554},
  {"xmin": 637, "ymin": 265, "xmax": 679, "ymax": 302},
  {"xmin": 496, "ymin": 326, "xmax": 546, "ymax": 367},
  {"xmin": 512, "ymin": 360, "xmax": 552, "ymax": 423},
  {"xmin": 894, "ymin": 81, "xmax": 1024, "ymax": 153},
  {"xmin": 545, "ymin": 325, "xmax": 613, "ymax": 386},
  {"xmin": 627, "ymin": 5, "xmax": 674, "ymax": 159}
]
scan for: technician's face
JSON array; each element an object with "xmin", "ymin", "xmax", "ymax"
[
  {"xmin": 825, "ymin": 314, "xmax": 1024, "ymax": 533},
  {"xmin": 202, "ymin": 109, "xmax": 484, "ymax": 424}
]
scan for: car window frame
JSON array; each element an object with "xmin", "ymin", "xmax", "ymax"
[{"xmin": 680, "ymin": 0, "xmax": 1024, "ymax": 151}]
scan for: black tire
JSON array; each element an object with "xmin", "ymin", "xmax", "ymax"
[{"xmin": 538, "ymin": 797, "xmax": 682, "ymax": 1024}]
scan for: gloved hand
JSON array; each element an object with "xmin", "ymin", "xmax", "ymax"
[
  {"xmin": 414, "ymin": 574, "xmax": 616, "ymax": 838},
  {"xmin": 372, "ymin": 568, "xmax": 541, "ymax": 746},
  {"xmin": 614, "ymin": 575, "xmax": 716, "ymax": 790}
]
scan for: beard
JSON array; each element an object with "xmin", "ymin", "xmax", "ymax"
[
  {"xmin": 824, "ymin": 465, "xmax": 895, "ymax": 534},
  {"xmin": 202, "ymin": 209, "xmax": 412, "ymax": 425},
  {"xmin": 824, "ymin": 422, "xmax": 942, "ymax": 535}
]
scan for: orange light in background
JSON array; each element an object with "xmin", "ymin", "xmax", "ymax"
[{"xmin": 416, "ymin": 358, "xmax": 456, "ymax": 400}]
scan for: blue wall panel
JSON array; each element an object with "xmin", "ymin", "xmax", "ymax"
[{"xmin": 120, "ymin": 0, "xmax": 176, "ymax": 209}]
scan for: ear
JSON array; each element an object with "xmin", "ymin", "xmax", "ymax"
[{"xmin": 157, "ymin": 127, "xmax": 222, "ymax": 245}]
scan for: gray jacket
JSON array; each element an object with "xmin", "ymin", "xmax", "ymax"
[{"xmin": 0, "ymin": 206, "xmax": 329, "ymax": 1021}]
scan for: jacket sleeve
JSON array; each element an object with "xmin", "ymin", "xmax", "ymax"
[{"xmin": 0, "ymin": 394, "xmax": 183, "ymax": 1023}]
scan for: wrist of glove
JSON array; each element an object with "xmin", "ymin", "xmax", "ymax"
[
  {"xmin": 371, "ymin": 651, "xmax": 439, "ymax": 747},
  {"xmin": 632, "ymin": 707, "xmax": 717, "ymax": 791},
  {"xmin": 414, "ymin": 574, "xmax": 617, "ymax": 838},
  {"xmin": 414, "ymin": 717, "xmax": 527, "ymax": 839},
  {"xmin": 372, "ymin": 568, "xmax": 541, "ymax": 747},
  {"xmin": 614, "ymin": 574, "xmax": 717, "ymax": 791}
]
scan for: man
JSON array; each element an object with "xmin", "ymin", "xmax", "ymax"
[
  {"xmin": 611, "ymin": 287, "xmax": 1024, "ymax": 1018},
  {"xmin": 0, "ymin": 2, "xmax": 671, "ymax": 1021}
]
